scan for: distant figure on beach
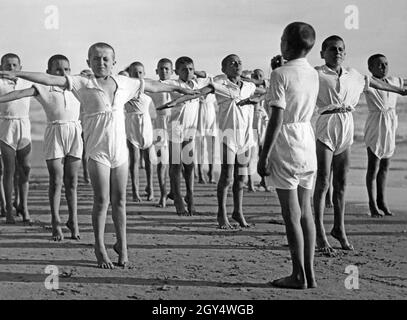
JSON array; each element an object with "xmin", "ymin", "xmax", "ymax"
[
  {"xmin": 312, "ymin": 35, "xmax": 407, "ymax": 255},
  {"xmin": 258, "ymin": 22, "xmax": 319, "ymax": 289},
  {"xmin": 125, "ymin": 61, "xmax": 156, "ymax": 202},
  {"xmin": 0, "ymin": 54, "xmax": 82, "ymax": 241},
  {"xmin": 364, "ymin": 54, "xmax": 407, "ymax": 217},
  {"xmin": 0, "ymin": 53, "xmax": 32, "ymax": 224},
  {"xmin": 0, "ymin": 42, "xmax": 195, "ymax": 269}
]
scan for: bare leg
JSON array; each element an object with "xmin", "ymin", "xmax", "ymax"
[
  {"xmin": 127, "ymin": 140, "xmax": 141, "ymax": 202},
  {"xmin": 16, "ymin": 143, "xmax": 32, "ymax": 223},
  {"xmin": 231, "ymin": 151, "xmax": 250, "ymax": 227},
  {"xmin": 110, "ymin": 162, "xmax": 129, "ymax": 267},
  {"xmin": 298, "ymin": 187, "xmax": 317, "ymax": 288},
  {"xmin": 182, "ymin": 139, "xmax": 195, "ymax": 215},
  {"xmin": 247, "ymin": 146, "xmax": 257, "ymax": 192},
  {"xmin": 331, "ymin": 148, "xmax": 354, "ymax": 251},
  {"xmin": 0, "ymin": 142, "xmax": 16, "ymax": 223},
  {"xmin": 366, "ymin": 148, "xmax": 383, "ymax": 217},
  {"xmin": 64, "ymin": 156, "xmax": 81, "ymax": 239},
  {"xmin": 13, "ymin": 164, "xmax": 20, "ymax": 215},
  {"xmin": 325, "ymin": 167, "xmax": 334, "ymax": 208},
  {"xmin": 313, "ymin": 140, "xmax": 335, "ymax": 254},
  {"xmin": 139, "ymin": 148, "xmax": 145, "ymax": 169},
  {"xmin": 272, "ymin": 188, "xmax": 307, "ymax": 289},
  {"xmin": 377, "ymin": 157, "xmax": 392, "ymax": 216},
  {"xmin": 88, "ymin": 159, "xmax": 114, "ymax": 269},
  {"xmin": 207, "ymin": 137, "xmax": 216, "ymax": 184},
  {"xmin": 169, "ymin": 141, "xmax": 188, "ymax": 215},
  {"xmin": 217, "ymin": 144, "xmax": 233, "ymax": 229},
  {"xmin": 144, "ymin": 147, "xmax": 154, "ymax": 201},
  {"xmin": 46, "ymin": 158, "xmax": 64, "ymax": 241},
  {"xmin": 156, "ymin": 146, "xmax": 168, "ymax": 208}
]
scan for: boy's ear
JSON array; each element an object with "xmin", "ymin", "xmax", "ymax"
[
  {"xmin": 174, "ymin": 69, "xmax": 179, "ymax": 76},
  {"xmin": 46, "ymin": 69, "xmax": 50, "ymax": 75},
  {"xmin": 320, "ymin": 50, "xmax": 324, "ymax": 59},
  {"xmin": 155, "ymin": 69, "xmax": 158, "ymax": 75},
  {"xmin": 86, "ymin": 59, "xmax": 90, "ymax": 68}
]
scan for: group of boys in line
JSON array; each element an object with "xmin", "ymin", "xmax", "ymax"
[{"xmin": 0, "ymin": 21, "xmax": 405, "ymax": 289}]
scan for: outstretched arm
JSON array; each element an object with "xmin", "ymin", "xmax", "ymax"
[
  {"xmin": 144, "ymin": 79, "xmax": 197, "ymax": 95},
  {"xmin": 370, "ymin": 77, "xmax": 407, "ymax": 95},
  {"xmin": 236, "ymin": 94, "xmax": 266, "ymax": 107},
  {"xmin": 257, "ymin": 105, "xmax": 284, "ymax": 177},
  {"xmin": 0, "ymin": 87, "xmax": 36, "ymax": 103},
  {"xmin": 0, "ymin": 70, "xmax": 67, "ymax": 87},
  {"xmin": 194, "ymin": 70, "xmax": 207, "ymax": 78},
  {"xmin": 156, "ymin": 85, "xmax": 214, "ymax": 110}
]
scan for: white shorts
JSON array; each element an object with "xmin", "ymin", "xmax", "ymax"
[
  {"xmin": 315, "ymin": 113, "xmax": 353, "ymax": 155},
  {"xmin": 125, "ymin": 112, "xmax": 154, "ymax": 150},
  {"xmin": 83, "ymin": 110, "xmax": 128, "ymax": 169},
  {"xmin": 269, "ymin": 167, "xmax": 315, "ymax": 190},
  {"xmin": 0, "ymin": 117, "xmax": 31, "ymax": 151},
  {"xmin": 44, "ymin": 121, "xmax": 83, "ymax": 160}
]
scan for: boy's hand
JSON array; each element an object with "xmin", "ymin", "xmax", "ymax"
[
  {"xmin": 257, "ymin": 155, "xmax": 271, "ymax": 177},
  {"xmin": 271, "ymin": 55, "xmax": 285, "ymax": 70},
  {"xmin": 156, "ymin": 101, "xmax": 177, "ymax": 110},
  {"xmin": 176, "ymin": 87, "xmax": 199, "ymax": 95},
  {"xmin": 401, "ymin": 88, "xmax": 407, "ymax": 96},
  {"xmin": 237, "ymin": 96, "xmax": 261, "ymax": 106}
]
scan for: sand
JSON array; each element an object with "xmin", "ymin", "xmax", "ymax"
[{"xmin": 0, "ymin": 140, "xmax": 406, "ymax": 300}]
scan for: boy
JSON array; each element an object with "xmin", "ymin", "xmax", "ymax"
[
  {"xmin": 165, "ymin": 57, "xmax": 211, "ymax": 216},
  {"xmin": 313, "ymin": 36, "xmax": 407, "ymax": 255},
  {"xmin": 149, "ymin": 58, "xmax": 173, "ymax": 208},
  {"xmin": 196, "ymin": 91, "xmax": 217, "ymax": 184},
  {"xmin": 247, "ymin": 69, "xmax": 270, "ymax": 192},
  {"xmin": 258, "ymin": 22, "xmax": 319, "ymax": 289},
  {"xmin": 364, "ymin": 54, "xmax": 406, "ymax": 217},
  {"xmin": 0, "ymin": 152, "xmax": 5, "ymax": 216},
  {"xmin": 161, "ymin": 54, "xmax": 265, "ymax": 227},
  {"xmin": 0, "ymin": 42, "xmax": 195, "ymax": 268},
  {"xmin": 125, "ymin": 61, "xmax": 155, "ymax": 202},
  {"xmin": 0, "ymin": 54, "xmax": 82, "ymax": 240},
  {"xmin": 0, "ymin": 53, "xmax": 32, "ymax": 224}
]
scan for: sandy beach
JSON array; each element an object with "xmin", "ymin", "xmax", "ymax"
[{"xmin": 0, "ymin": 136, "xmax": 406, "ymax": 300}]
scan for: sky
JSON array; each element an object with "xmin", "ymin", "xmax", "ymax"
[{"xmin": 1, "ymin": 0, "xmax": 407, "ymax": 79}]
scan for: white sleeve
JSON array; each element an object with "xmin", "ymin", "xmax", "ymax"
[{"xmin": 265, "ymin": 70, "xmax": 286, "ymax": 110}]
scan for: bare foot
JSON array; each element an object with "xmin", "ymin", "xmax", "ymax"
[
  {"xmin": 20, "ymin": 209, "xmax": 31, "ymax": 224},
  {"xmin": 330, "ymin": 229, "xmax": 354, "ymax": 251},
  {"xmin": 146, "ymin": 189, "xmax": 154, "ymax": 202},
  {"xmin": 247, "ymin": 184, "xmax": 257, "ymax": 192},
  {"xmin": 113, "ymin": 242, "xmax": 129, "ymax": 267},
  {"xmin": 175, "ymin": 198, "xmax": 189, "ymax": 216},
  {"xmin": 377, "ymin": 202, "xmax": 393, "ymax": 216},
  {"xmin": 94, "ymin": 245, "xmax": 114, "ymax": 269},
  {"xmin": 52, "ymin": 224, "xmax": 64, "ymax": 241},
  {"xmin": 232, "ymin": 212, "xmax": 250, "ymax": 228},
  {"xmin": 66, "ymin": 220, "xmax": 80, "ymax": 240},
  {"xmin": 271, "ymin": 275, "xmax": 307, "ymax": 290},
  {"xmin": 208, "ymin": 174, "xmax": 216, "ymax": 184},
  {"xmin": 259, "ymin": 180, "xmax": 271, "ymax": 192},
  {"xmin": 186, "ymin": 195, "xmax": 195, "ymax": 216},
  {"xmin": 5, "ymin": 214, "xmax": 16, "ymax": 224},
  {"xmin": 369, "ymin": 202, "xmax": 384, "ymax": 218},
  {"xmin": 307, "ymin": 278, "xmax": 318, "ymax": 289},
  {"xmin": 132, "ymin": 193, "xmax": 142, "ymax": 202},
  {"xmin": 325, "ymin": 199, "xmax": 334, "ymax": 208},
  {"xmin": 217, "ymin": 216, "xmax": 234, "ymax": 229},
  {"xmin": 198, "ymin": 176, "xmax": 207, "ymax": 184},
  {"xmin": 155, "ymin": 197, "xmax": 167, "ymax": 208},
  {"xmin": 316, "ymin": 236, "xmax": 337, "ymax": 256}
]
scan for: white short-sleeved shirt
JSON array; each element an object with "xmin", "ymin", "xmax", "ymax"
[
  {"xmin": 364, "ymin": 76, "xmax": 403, "ymax": 158},
  {"xmin": 0, "ymin": 78, "xmax": 32, "ymax": 118},
  {"xmin": 265, "ymin": 58, "xmax": 319, "ymax": 189},
  {"xmin": 316, "ymin": 65, "xmax": 369, "ymax": 113},
  {"xmin": 33, "ymin": 83, "xmax": 80, "ymax": 122},
  {"xmin": 211, "ymin": 77, "xmax": 256, "ymax": 153}
]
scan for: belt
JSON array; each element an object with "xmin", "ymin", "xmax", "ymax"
[{"xmin": 321, "ymin": 106, "xmax": 352, "ymax": 115}]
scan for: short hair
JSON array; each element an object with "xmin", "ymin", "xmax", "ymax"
[
  {"xmin": 88, "ymin": 42, "xmax": 115, "ymax": 59},
  {"xmin": 47, "ymin": 54, "xmax": 69, "ymax": 70},
  {"xmin": 283, "ymin": 22, "xmax": 316, "ymax": 54},
  {"xmin": 321, "ymin": 35, "xmax": 345, "ymax": 51},
  {"xmin": 221, "ymin": 54, "xmax": 239, "ymax": 70},
  {"xmin": 157, "ymin": 58, "xmax": 173, "ymax": 67},
  {"xmin": 129, "ymin": 61, "xmax": 144, "ymax": 70},
  {"xmin": 175, "ymin": 56, "xmax": 194, "ymax": 70},
  {"xmin": 1, "ymin": 53, "xmax": 21, "ymax": 65},
  {"xmin": 253, "ymin": 69, "xmax": 264, "ymax": 75},
  {"xmin": 368, "ymin": 53, "xmax": 386, "ymax": 68}
]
